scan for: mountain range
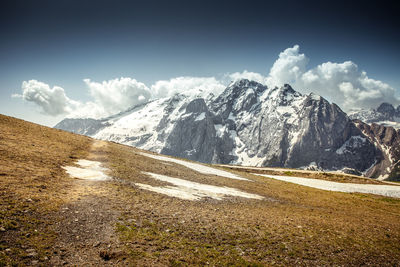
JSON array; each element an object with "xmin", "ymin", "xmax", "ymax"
[
  {"xmin": 55, "ymin": 79, "xmax": 400, "ymax": 181},
  {"xmin": 349, "ymin": 102, "xmax": 400, "ymax": 129}
]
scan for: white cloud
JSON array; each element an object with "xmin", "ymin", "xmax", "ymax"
[
  {"xmin": 12, "ymin": 80, "xmax": 79, "ymax": 116},
  {"xmin": 83, "ymin": 77, "xmax": 151, "ymax": 115},
  {"xmin": 151, "ymin": 76, "xmax": 225, "ymax": 98},
  {"xmin": 227, "ymin": 70, "xmax": 267, "ymax": 84},
  {"xmin": 265, "ymin": 45, "xmax": 309, "ymax": 88},
  {"xmin": 67, "ymin": 101, "xmax": 108, "ymax": 119},
  {"xmin": 14, "ymin": 46, "xmax": 399, "ymax": 120},
  {"xmin": 15, "ymin": 76, "xmax": 225, "ymax": 119},
  {"xmin": 14, "ymin": 78, "xmax": 152, "ymax": 119},
  {"xmin": 264, "ymin": 45, "xmax": 399, "ymax": 110}
]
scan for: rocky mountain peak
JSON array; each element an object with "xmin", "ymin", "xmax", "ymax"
[
  {"xmin": 282, "ymin": 84, "xmax": 296, "ymax": 95},
  {"xmin": 54, "ymin": 80, "xmax": 400, "ymax": 181},
  {"xmin": 185, "ymin": 98, "xmax": 208, "ymax": 113},
  {"xmin": 377, "ymin": 102, "xmax": 396, "ymax": 118},
  {"xmin": 223, "ymin": 79, "xmax": 267, "ymax": 98}
]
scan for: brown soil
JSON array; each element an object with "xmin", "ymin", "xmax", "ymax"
[{"xmin": 49, "ymin": 140, "xmax": 127, "ymax": 266}]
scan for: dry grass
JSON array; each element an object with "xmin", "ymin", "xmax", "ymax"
[
  {"xmin": 0, "ymin": 115, "xmax": 91, "ymax": 265},
  {"xmin": 1, "ymin": 114, "xmax": 400, "ymax": 266},
  {"xmin": 106, "ymin": 142, "xmax": 400, "ymax": 266}
]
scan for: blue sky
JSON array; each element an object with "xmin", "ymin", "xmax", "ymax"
[{"xmin": 1, "ymin": 0, "xmax": 399, "ymax": 126}]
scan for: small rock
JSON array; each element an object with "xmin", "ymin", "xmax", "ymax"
[
  {"xmin": 26, "ymin": 248, "xmax": 38, "ymax": 257},
  {"xmin": 5, "ymin": 248, "xmax": 11, "ymax": 252},
  {"xmin": 99, "ymin": 250, "xmax": 117, "ymax": 261},
  {"xmin": 93, "ymin": 242, "xmax": 101, "ymax": 247},
  {"xmin": 0, "ymin": 227, "xmax": 5, "ymax": 232},
  {"xmin": 31, "ymin": 260, "xmax": 39, "ymax": 265}
]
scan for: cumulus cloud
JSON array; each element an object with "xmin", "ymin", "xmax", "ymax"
[
  {"xmin": 151, "ymin": 76, "xmax": 225, "ymax": 98},
  {"xmin": 14, "ymin": 46, "xmax": 399, "ymax": 120},
  {"xmin": 83, "ymin": 77, "xmax": 151, "ymax": 115},
  {"xmin": 227, "ymin": 70, "xmax": 268, "ymax": 84},
  {"xmin": 14, "ymin": 78, "xmax": 152, "ymax": 119},
  {"xmin": 15, "ymin": 76, "xmax": 226, "ymax": 119},
  {"xmin": 265, "ymin": 45, "xmax": 309, "ymax": 88},
  {"xmin": 264, "ymin": 45, "xmax": 399, "ymax": 110},
  {"xmin": 12, "ymin": 80, "xmax": 79, "ymax": 116}
]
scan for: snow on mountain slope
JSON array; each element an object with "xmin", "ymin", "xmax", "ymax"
[
  {"xmin": 349, "ymin": 103, "xmax": 400, "ymax": 129},
  {"xmin": 55, "ymin": 79, "xmax": 399, "ymax": 180},
  {"xmin": 92, "ymin": 94, "xmax": 191, "ymax": 152}
]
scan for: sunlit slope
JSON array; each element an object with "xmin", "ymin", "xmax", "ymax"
[{"xmin": 1, "ymin": 114, "xmax": 400, "ymax": 266}]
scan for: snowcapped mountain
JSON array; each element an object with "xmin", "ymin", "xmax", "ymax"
[
  {"xmin": 55, "ymin": 79, "xmax": 400, "ymax": 181},
  {"xmin": 349, "ymin": 103, "xmax": 400, "ymax": 129}
]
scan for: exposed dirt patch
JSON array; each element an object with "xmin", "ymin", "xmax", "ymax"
[
  {"xmin": 49, "ymin": 181, "xmax": 125, "ymax": 266},
  {"xmin": 50, "ymin": 140, "xmax": 127, "ymax": 266}
]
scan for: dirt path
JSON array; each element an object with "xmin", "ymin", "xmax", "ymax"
[{"xmin": 50, "ymin": 140, "xmax": 126, "ymax": 266}]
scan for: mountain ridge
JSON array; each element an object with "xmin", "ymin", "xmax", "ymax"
[{"xmin": 55, "ymin": 79, "xmax": 400, "ymax": 181}]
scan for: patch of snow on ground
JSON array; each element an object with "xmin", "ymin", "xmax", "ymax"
[
  {"xmin": 229, "ymin": 130, "xmax": 264, "ymax": 166},
  {"xmin": 309, "ymin": 93, "xmax": 321, "ymax": 101},
  {"xmin": 139, "ymin": 152, "xmax": 248, "ymax": 181},
  {"xmin": 135, "ymin": 172, "xmax": 263, "ymax": 201},
  {"xmin": 276, "ymin": 105, "xmax": 293, "ymax": 115},
  {"xmin": 378, "ymin": 120, "xmax": 400, "ymax": 129},
  {"xmin": 214, "ymin": 124, "xmax": 227, "ymax": 138},
  {"xmin": 289, "ymin": 129, "xmax": 301, "ymax": 147},
  {"xmin": 63, "ymin": 159, "xmax": 110, "ymax": 181},
  {"xmin": 336, "ymin": 136, "xmax": 366, "ymax": 155},
  {"xmin": 381, "ymin": 144, "xmax": 393, "ymax": 164},
  {"xmin": 255, "ymin": 174, "xmax": 400, "ymax": 198},
  {"xmin": 228, "ymin": 112, "xmax": 236, "ymax": 121},
  {"xmin": 195, "ymin": 112, "xmax": 206, "ymax": 121}
]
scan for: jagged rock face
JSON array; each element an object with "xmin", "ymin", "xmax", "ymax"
[
  {"xmin": 377, "ymin": 103, "xmax": 396, "ymax": 118},
  {"xmin": 209, "ymin": 81, "xmax": 378, "ymax": 171},
  {"xmin": 354, "ymin": 121, "xmax": 400, "ymax": 180},
  {"xmin": 161, "ymin": 99, "xmax": 220, "ymax": 163},
  {"xmin": 349, "ymin": 102, "xmax": 400, "ymax": 129},
  {"xmin": 54, "ymin": 79, "xmax": 397, "ymax": 180}
]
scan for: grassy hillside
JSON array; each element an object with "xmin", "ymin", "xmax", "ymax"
[
  {"xmin": 0, "ymin": 115, "xmax": 91, "ymax": 265},
  {"xmin": 1, "ymin": 114, "xmax": 400, "ymax": 266}
]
